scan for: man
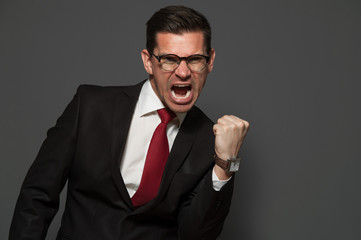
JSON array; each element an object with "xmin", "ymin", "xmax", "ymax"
[{"xmin": 10, "ymin": 5, "xmax": 249, "ymax": 240}]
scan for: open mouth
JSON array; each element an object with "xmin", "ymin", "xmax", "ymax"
[{"xmin": 171, "ymin": 85, "xmax": 191, "ymax": 99}]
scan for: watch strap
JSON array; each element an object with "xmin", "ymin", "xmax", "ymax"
[{"xmin": 214, "ymin": 154, "xmax": 228, "ymax": 170}]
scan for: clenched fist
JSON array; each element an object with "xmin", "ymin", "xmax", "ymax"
[{"xmin": 213, "ymin": 115, "xmax": 249, "ymax": 178}]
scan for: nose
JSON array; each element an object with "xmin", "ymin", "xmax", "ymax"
[{"xmin": 175, "ymin": 60, "xmax": 191, "ymax": 80}]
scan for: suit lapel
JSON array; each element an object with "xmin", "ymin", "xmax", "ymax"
[
  {"xmin": 110, "ymin": 81, "xmax": 145, "ymax": 209},
  {"xmin": 158, "ymin": 109, "xmax": 198, "ymax": 196}
]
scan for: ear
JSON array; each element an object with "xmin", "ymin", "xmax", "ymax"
[
  {"xmin": 141, "ymin": 49, "xmax": 153, "ymax": 75},
  {"xmin": 207, "ymin": 48, "xmax": 216, "ymax": 72}
]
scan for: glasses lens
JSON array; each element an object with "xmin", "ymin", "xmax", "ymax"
[
  {"xmin": 187, "ymin": 56, "xmax": 207, "ymax": 72},
  {"xmin": 160, "ymin": 55, "xmax": 179, "ymax": 71},
  {"xmin": 158, "ymin": 54, "xmax": 208, "ymax": 72}
]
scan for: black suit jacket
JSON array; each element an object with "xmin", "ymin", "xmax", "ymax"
[{"xmin": 10, "ymin": 81, "xmax": 234, "ymax": 240}]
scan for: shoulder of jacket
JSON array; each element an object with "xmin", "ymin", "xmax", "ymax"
[{"xmin": 75, "ymin": 80, "xmax": 145, "ymax": 97}]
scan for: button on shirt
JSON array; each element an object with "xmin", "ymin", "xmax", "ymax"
[{"xmin": 120, "ymin": 80, "xmax": 229, "ymax": 198}]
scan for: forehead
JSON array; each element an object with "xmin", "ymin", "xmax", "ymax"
[{"xmin": 155, "ymin": 31, "xmax": 206, "ymax": 56}]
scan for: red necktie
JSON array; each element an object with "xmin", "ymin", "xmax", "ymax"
[{"xmin": 131, "ymin": 108, "xmax": 176, "ymax": 208}]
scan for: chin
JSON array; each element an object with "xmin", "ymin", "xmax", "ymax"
[{"xmin": 168, "ymin": 103, "xmax": 193, "ymax": 113}]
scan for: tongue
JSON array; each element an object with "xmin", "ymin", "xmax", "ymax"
[{"xmin": 173, "ymin": 86, "xmax": 190, "ymax": 96}]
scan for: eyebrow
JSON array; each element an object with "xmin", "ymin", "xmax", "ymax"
[{"xmin": 157, "ymin": 52, "xmax": 208, "ymax": 57}]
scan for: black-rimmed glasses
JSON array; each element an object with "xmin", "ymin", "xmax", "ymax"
[{"xmin": 148, "ymin": 50, "xmax": 210, "ymax": 72}]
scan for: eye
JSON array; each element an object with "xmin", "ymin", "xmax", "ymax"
[
  {"xmin": 161, "ymin": 55, "xmax": 179, "ymax": 64},
  {"xmin": 188, "ymin": 56, "xmax": 205, "ymax": 65}
]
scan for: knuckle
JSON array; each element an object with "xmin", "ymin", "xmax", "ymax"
[
  {"xmin": 217, "ymin": 118, "xmax": 224, "ymax": 124},
  {"xmin": 236, "ymin": 121, "xmax": 245, "ymax": 129}
]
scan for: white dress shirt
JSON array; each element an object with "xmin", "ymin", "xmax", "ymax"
[{"xmin": 120, "ymin": 80, "xmax": 228, "ymax": 198}]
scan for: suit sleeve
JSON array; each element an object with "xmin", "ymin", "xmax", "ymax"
[
  {"xmin": 9, "ymin": 87, "xmax": 82, "ymax": 240},
  {"xmin": 178, "ymin": 167, "xmax": 234, "ymax": 240}
]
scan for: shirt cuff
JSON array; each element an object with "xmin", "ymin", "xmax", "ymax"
[{"xmin": 212, "ymin": 167, "xmax": 232, "ymax": 191}]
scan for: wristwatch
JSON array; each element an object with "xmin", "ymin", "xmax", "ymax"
[{"xmin": 214, "ymin": 155, "xmax": 241, "ymax": 173}]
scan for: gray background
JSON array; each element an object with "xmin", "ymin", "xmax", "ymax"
[{"xmin": 1, "ymin": 0, "xmax": 360, "ymax": 239}]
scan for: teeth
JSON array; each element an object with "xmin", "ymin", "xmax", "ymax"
[
  {"xmin": 172, "ymin": 89, "xmax": 191, "ymax": 99},
  {"xmin": 174, "ymin": 85, "xmax": 189, "ymax": 87}
]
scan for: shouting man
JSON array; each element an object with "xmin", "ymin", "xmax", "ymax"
[{"xmin": 10, "ymin": 5, "xmax": 249, "ymax": 240}]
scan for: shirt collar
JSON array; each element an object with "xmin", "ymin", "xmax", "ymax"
[{"xmin": 138, "ymin": 80, "xmax": 187, "ymax": 126}]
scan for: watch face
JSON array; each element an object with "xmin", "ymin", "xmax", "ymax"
[{"xmin": 229, "ymin": 159, "xmax": 240, "ymax": 172}]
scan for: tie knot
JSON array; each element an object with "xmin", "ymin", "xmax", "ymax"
[{"xmin": 157, "ymin": 108, "xmax": 176, "ymax": 124}]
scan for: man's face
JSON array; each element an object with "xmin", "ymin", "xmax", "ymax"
[{"xmin": 141, "ymin": 31, "xmax": 215, "ymax": 113}]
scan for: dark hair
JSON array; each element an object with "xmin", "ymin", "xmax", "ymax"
[{"xmin": 146, "ymin": 6, "xmax": 212, "ymax": 54}]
